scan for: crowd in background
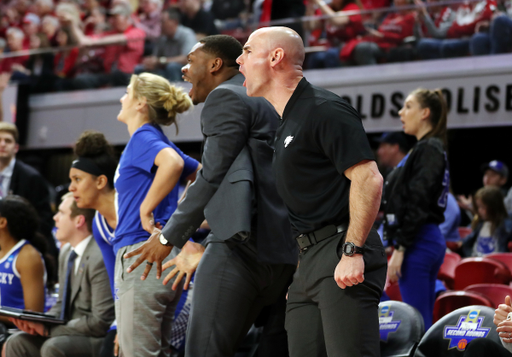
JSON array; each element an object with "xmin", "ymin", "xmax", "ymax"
[{"xmin": 0, "ymin": 0, "xmax": 511, "ymax": 93}]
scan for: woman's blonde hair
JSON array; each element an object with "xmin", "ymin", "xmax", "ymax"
[{"xmin": 129, "ymin": 73, "xmax": 192, "ymax": 132}]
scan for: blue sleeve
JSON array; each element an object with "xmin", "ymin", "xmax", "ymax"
[
  {"xmin": 130, "ymin": 127, "xmax": 170, "ymax": 174},
  {"xmin": 169, "ymin": 142, "xmax": 199, "ymax": 179},
  {"xmin": 92, "ymin": 223, "xmax": 116, "ymax": 298}
]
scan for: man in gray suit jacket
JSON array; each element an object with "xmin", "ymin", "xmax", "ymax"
[
  {"xmin": 4, "ymin": 193, "xmax": 115, "ymax": 357},
  {"xmin": 125, "ymin": 35, "xmax": 298, "ymax": 356}
]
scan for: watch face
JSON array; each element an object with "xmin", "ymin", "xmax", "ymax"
[{"xmin": 343, "ymin": 243, "xmax": 354, "ymax": 255}]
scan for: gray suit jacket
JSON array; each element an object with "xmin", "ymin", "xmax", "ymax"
[
  {"xmin": 161, "ymin": 74, "xmax": 298, "ymax": 265},
  {"xmin": 48, "ymin": 239, "xmax": 115, "ymax": 339}
]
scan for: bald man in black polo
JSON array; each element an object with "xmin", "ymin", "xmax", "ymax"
[{"xmin": 237, "ymin": 27, "xmax": 388, "ymax": 357}]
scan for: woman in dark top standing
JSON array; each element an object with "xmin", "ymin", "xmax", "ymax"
[{"xmin": 384, "ymin": 88, "xmax": 450, "ymax": 329}]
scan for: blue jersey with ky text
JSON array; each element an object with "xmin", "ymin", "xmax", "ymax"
[
  {"xmin": 0, "ymin": 240, "xmax": 28, "ymax": 309},
  {"xmin": 92, "ymin": 211, "xmax": 116, "ymax": 297},
  {"xmin": 113, "ymin": 123, "xmax": 199, "ymax": 255}
]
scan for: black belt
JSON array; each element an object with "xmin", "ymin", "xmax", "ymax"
[{"xmin": 296, "ymin": 222, "xmax": 349, "ymax": 252}]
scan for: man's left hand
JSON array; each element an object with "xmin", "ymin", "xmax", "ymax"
[
  {"xmin": 334, "ymin": 254, "xmax": 365, "ymax": 289},
  {"xmin": 10, "ymin": 318, "xmax": 46, "ymax": 336},
  {"xmin": 124, "ymin": 228, "xmax": 172, "ymax": 280}
]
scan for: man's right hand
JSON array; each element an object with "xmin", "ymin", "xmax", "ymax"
[{"xmin": 142, "ymin": 56, "xmax": 158, "ymax": 70}]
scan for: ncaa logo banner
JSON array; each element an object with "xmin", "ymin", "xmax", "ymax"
[{"xmin": 443, "ymin": 309, "xmax": 490, "ymax": 351}]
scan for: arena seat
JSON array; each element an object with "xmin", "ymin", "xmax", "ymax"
[
  {"xmin": 414, "ymin": 305, "xmax": 501, "ymax": 357},
  {"xmin": 433, "ymin": 291, "xmax": 494, "ymax": 323},
  {"xmin": 379, "ymin": 301, "xmax": 424, "ymax": 357},
  {"xmin": 458, "ymin": 227, "xmax": 472, "ymax": 239},
  {"xmin": 385, "ymin": 281, "xmax": 403, "ymax": 301},
  {"xmin": 464, "ymin": 283, "xmax": 512, "ymax": 307},
  {"xmin": 453, "ymin": 257, "xmax": 511, "ymax": 290},
  {"xmin": 437, "ymin": 252, "xmax": 461, "ymax": 290},
  {"xmin": 486, "ymin": 253, "xmax": 512, "ymax": 274}
]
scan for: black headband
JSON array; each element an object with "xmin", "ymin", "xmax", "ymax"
[{"xmin": 71, "ymin": 157, "xmax": 105, "ymax": 177}]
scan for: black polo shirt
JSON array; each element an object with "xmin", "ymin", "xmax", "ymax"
[{"xmin": 273, "ymin": 78, "xmax": 375, "ymax": 236}]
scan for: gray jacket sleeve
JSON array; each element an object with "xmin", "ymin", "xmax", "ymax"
[
  {"xmin": 421, "ymin": 12, "xmax": 449, "ymax": 38},
  {"xmin": 161, "ymin": 87, "xmax": 250, "ymax": 248}
]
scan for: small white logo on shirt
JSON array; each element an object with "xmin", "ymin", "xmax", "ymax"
[{"xmin": 284, "ymin": 136, "xmax": 294, "ymax": 148}]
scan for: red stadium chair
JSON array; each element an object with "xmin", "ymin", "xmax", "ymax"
[
  {"xmin": 454, "ymin": 257, "xmax": 511, "ymax": 290},
  {"xmin": 437, "ymin": 252, "xmax": 461, "ymax": 290},
  {"xmin": 385, "ymin": 281, "xmax": 403, "ymax": 301},
  {"xmin": 433, "ymin": 291, "xmax": 494, "ymax": 323},
  {"xmin": 458, "ymin": 227, "xmax": 472, "ymax": 239},
  {"xmin": 488, "ymin": 253, "xmax": 512, "ymax": 272},
  {"xmin": 464, "ymin": 283, "xmax": 512, "ymax": 307}
]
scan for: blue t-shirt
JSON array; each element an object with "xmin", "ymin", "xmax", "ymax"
[
  {"xmin": 113, "ymin": 123, "xmax": 199, "ymax": 255},
  {"xmin": 92, "ymin": 211, "xmax": 116, "ymax": 297},
  {"xmin": 439, "ymin": 193, "xmax": 461, "ymax": 242},
  {"xmin": 0, "ymin": 240, "xmax": 29, "ymax": 309}
]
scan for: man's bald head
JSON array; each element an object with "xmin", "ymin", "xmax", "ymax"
[{"xmin": 249, "ymin": 27, "xmax": 305, "ymax": 67}]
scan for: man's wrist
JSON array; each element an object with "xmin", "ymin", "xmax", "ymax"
[{"xmin": 159, "ymin": 232, "xmax": 172, "ymax": 247}]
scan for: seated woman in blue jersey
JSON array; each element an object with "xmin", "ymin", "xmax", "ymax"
[
  {"xmin": 383, "ymin": 88, "xmax": 449, "ymax": 329},
  {"xmin": 461, "ymin": 186, "xmax": 512, "ymax": 257},
  {"xmin": 0, "ymin": 196, "xmax": 56, "ymax": 326},
  {"xmin": 114, "ymin": 73, "xmax": 200, "ymax": 357}
]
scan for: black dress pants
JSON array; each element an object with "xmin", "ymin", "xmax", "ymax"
[
  {"xmin": 285, "ymin": 229, "xmax": 387, "ymax": 357},
  {"xmin": 464, "ymin": 338, "xmax": 512, "ymax": 357},
  {"xmin": 184, "ymin": 238, "xmax": 296, "ymax": 357}
]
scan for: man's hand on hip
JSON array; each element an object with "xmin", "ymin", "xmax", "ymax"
[
  {"xmin": 334, "ymin": 254, "xmax": 365, "ymax": 289},
  {"xmin": 124, "ymin": 228, "xmax": 172, "ymax": 280}
]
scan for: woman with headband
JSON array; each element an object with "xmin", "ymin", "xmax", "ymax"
[
  {"xmin": 113, "ymin": 73, "xmax": 199, "ymax": 357},
  {"xmin": 69, "ymin": 130, "xmax": 119, "ymax": 357}
]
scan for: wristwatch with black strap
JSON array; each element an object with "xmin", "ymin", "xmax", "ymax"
[{"xmin": 341, "ymin": 242, "xmax": 365, "ymax": 256}]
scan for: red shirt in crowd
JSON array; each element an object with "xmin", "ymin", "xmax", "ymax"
[
  {"xmin": 54, "ymin": 47, "xmax": 79, "ymax": 78},
  {"xmin": 92, "ymin": 25, "xmax": 145, "ymax": 74},
  {"xmin": 447, "ymin": 0, "xmax": 496, "ymax": 38}
]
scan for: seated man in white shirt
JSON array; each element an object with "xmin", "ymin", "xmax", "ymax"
[{"xmin": 2, "ymin": 193, "xmax": 115, "ymax": 357}]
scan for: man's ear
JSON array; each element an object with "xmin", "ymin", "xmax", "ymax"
[
  {"xmin": 14, "ymin": 143, "xmax": 19, "ymax": 155},
  {"xmin": 210, "ymin": 57, "xmax": 224, "ymax": 74},
  {"xmin": 75, "ymin": 214, "xmax": 86, "ymax": 229},
  {"xmin": 270, "ymin": 48, "xmax": 285, "ymax": 68}
]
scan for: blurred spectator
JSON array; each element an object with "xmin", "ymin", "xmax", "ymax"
[
  {"xmin": 211, "ymin": 0, "xmax": 246, "ymax": 21},
  {"xmin": 4, "ymin": 194, "xmax": 115, "ymax": 357},
  {"xmin": 0, "ymin": 123, "xmax": 58, "ymax": 260},
  {"xmin": 135, "ymin": 0, "xmax": 163, "ymax": 40},
  {"xmin": 55, "ymin": 2, "xmax": 82, "ymax": 26},
  {"xmin": 461, "ymin": 186, "xmax": 512, "ymax": 257},
  {"xmin": 414, "ymin": 0, "xmax": 455, "ymax": 40},
  {"xmin": 458, "ymin": 160, "xmax": 509, "ymax": 212},
  {"xmin": 14, "ymin": 33, "xmax": 55, "ymax": 93},
  {"xmin": 54, "ymin": 27, "xmax": 79, "ymax": 79},
  {"xmin": 66, "ymin": 2, "xmax": 145, "ymax": 90},
  {"xmin": 41, "ymin": 15, "xmax": 60, "ymax": 46},
  {"xmin": 0, "ymin": 196, "xmax": 55, "ymax": 325},
  {"xmin": 375, "ymin": 131, "xmax": 416, "ymax": 178},
  {"xmin": 21, "ymin": 13, "xmax": 41, "ymax": 48},
  {"xmin": 471, "ymin": 2, "xmax": 512, "ymax": 56},
  {"xmin": 264, "ymin": 0, "xmax": 306, "ymax": 40},
  {"xmin": 180, "ymin": 0, "xmax": 219, "ymax": 38},
  {"xmin": 83, "ymin": 6, "xmax": 109, "ymax": 35},
  {"xmin": 135, "ymin": 8, "xmax": 195, "ymax": 81},
  {"xmin": 416, "ymin": 0, "xmax": 497, "ymax": 59},
  {"xmin": 0, "ymin": 28, "xmax": 29, "ymax": 81},
  {"xmin": 33, "ymin": 0, "xmax": 55, "ymax": 19},
  {"xmin": 306, "ymin": 0, "xmax": 365, "ymax": 69},
  {"xmin": 342, "ymin": 0, "xmax": 416, "ymax": 65}
]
